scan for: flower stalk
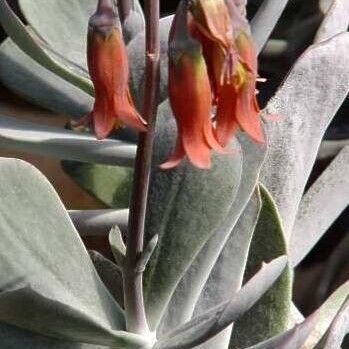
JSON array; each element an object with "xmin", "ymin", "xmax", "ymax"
[{"xmin": 123, "ymin": 0, "xmax": 160, "ymax": 335}]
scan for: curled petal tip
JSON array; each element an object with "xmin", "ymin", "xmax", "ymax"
[{"xmin": 160, "ymin": 139, "xmax": 185, "ymax": 170}]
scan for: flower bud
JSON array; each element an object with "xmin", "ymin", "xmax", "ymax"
[
  {"xmin": 161, "ymin": 0, "xmax": 224, "ymax": 169},
  {"xmin": 77, "ymin": 0, "xmax": 146, "ymax": 139}
]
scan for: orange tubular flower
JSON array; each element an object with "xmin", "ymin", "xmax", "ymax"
[
  {"xmin": 77, "ymin": 0, "xmax": 146, "ymax": 139},
  {"xmin": 189, "ymin": 0, "xmax": 265, "ymax": 146},
  {"xmin": 161, "ymin": 1, "xmax": 225, "ymax": 170}
]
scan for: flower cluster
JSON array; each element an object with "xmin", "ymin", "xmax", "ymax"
[
  {"xmin": 162, "ymin": 0, "xmax": 264, "ymax": 169},
  {"xmin": 81, "ymin": 0, "xmax": 264, "ymax": 169}
]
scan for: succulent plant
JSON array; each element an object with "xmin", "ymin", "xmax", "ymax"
[{"xmin": 0, "ymin": 0, "xmax": 348, "ymax": 348}]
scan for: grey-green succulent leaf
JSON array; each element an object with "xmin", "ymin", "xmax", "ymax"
[
  {"xmin": 230, "ymin": 280, "xmax": 349, "ymax": 349},
  {"xmin": 229, "ymin": 184, "xmax": 292, "ymax": 348},
  {"xmin": 89, "ymin": 251, "xmax": 124, "ymax": 308},
  {"xmin": 18, "ymin": 0, "xmax": 143, "ymax": 66},
  {"xmin": 314, "ymin": 0, "xmax": 349, "ymax": 43},
  {"xmin": 244, "ymin": 312, "xmax": 318, "ymax": 349},
  {"xmin": 303, "ymin": 281, "xmax": 349, "ymax": 348},
  {"xmin": 315, "ymin": 298, "xmax": 349, "ymax": 349},
  {"xmin": 191, "ymin": 190, "xmax": 262, "ymax": 349},
  {"xmin": 0, "ymin": 0, "xmax": 93, "ymax": 95},
  {"xmin": 250, "ymin": 0, "xmax": 290, "ymax": 53},
  {"xmin": 0, "ymin": 38, "xmax": 93, "ymax": 119},
  {"xmin": 261, "ymin": 32, "xmax": 349, "ymax": 240},
  {"xmin": 0, "ymin": 157, "xmax": 156, "ymax": 347},
  {"xmin": 238, "ymin": 281, "xmax": 349, "ymax": 349},
  {"xmin": 316, "ymin": 234, "xmax": 349, "ymax": 304},
  {"xmin": 320, "ymin": 0, "xmax": 335, "ymax": 13},
  {"xmin": 143, "ymin": 101, "xmax": 243, "ymax": 330},
  {"xmin": 122, "ymin": 1, "xmax": 145, "ymax": 44},
  {"xmin": 290, "ymin": 146, "xmax": 349, "ymax": 267},
  {"xmin": 137, "ymin": 235, "xmax": 159, "ymax": 273},
  {"xmin": 62, "ymin": 161, "xmax": 133, "ymax": 208},
  {"xmin": 18, "ymin": 0, "xmax": 94, "ymax": 69},
  {"xmin": 0, "ymin": 114, "xmax": 136, "ymax": 166},
  {"xmin": 0, "ymin": 287, "xmax": 146, "ymax": 347},
  {"xmin": 109, "ymin": 226, "xmax": 127, "ymax": 266},
  {"xmin": 0, "ymin": 322, "xmax": 107, "ymax": 349},
  {"xmin": 69, "ymin": 209, "xmax": 129, "ymax": 237},
  {"xmin": 154, "ymin": 256, "xmax": 287, "ymax": 349},
  {"xmin": 159, "ymin": 132, "xmax": 267, "ymax": 335}
]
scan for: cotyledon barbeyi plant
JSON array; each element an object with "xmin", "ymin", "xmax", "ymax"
[{"xmin": 0, "ymin": 0, "xmax": 348, "ymax": 348}]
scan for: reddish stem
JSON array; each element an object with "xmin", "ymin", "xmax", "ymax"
[{"xmin": 123, "ymin": 0, "xmax": 160, "ymax": 335}]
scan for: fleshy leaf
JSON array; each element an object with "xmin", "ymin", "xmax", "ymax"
[
  {"xmin": 191, "ymin": 191, "xmax": 262, "ymax": 349},
  {"xmin": 18, "ymin": 0, "xmax": 144, "ymax": 65},
  {"xmin": 245, "ymin": 281, "xmax": 349, "ymax": 348},
  {"xmin": 154, "ymin": 256, "xmax": 287, "ymax": 349},
  {"xmin": 0, "ymin": 322, "xmax": 107, "ymax": 349},
  {"xmin": 243, "ymin": 313, "xmax": 318, "ymax": 349},
  {"xmin": 290, "ymin": 146, "xmax": 349, "ymax": 267},
  {"xmin": 69, "ymin": 209, "xmax": 129, "ymax": 237},
  {"xmin": 158, "ymin": 131, "xmax": 266, "ymax": 335},
  {"xmin": 62, "ymin": 161, "xmax": 133, "ymax": 208},
  {"xmin": 0, "ymin": 114, "xmax": 136, "ymax": 166},
  {"xmin": 18, "ymin": 0, "xmax": 96, "ymax": 68},
  {"xmin": 0, "ymin": 158, "xmax": 150, "ymax": 348},
  {"xmin": 250, "ymin": 0, "xmax": 290, "ymax": 53},
  {"xmin": 144, "ymin": 101, "xmax": 243, "ymax": 330},
  {"xmin": 315, "ymin": 298, "xmax": 349, "ymax": 349},
  {"xmin": 303, "ymin": 281, "xmax": 349, "ymax": 348},
  {"xmin": 314, "ymin": 0, "xmax": 349, "ymax": 43},
  {"xmin": 229, "ymin": 185, "xmax": 292, "ymax": 348},
  {"xmin": 89, "ymin": 251, "xmax": 124, "ymax": 307},
  {"xmin": 0, "ymin": 0, "xmax": 93, "ymax": 95},
  {"xmin": 319, "ymin": 0, "xmax": 335, "ymax": 13},
  {"xmin": 109, "ymin": 226, "xmax": 127, "ymax": 265},
  {"xmin": 260, "ymin": 32, "xmax": 349, "ymax": 240},
  {"xmin": 122, "ymin": 1, "xmax": 145, "ymax": 44},
  {"xmin": 0, "ymin": 37, "xmax": 93, "ymax": 119},
  {"xmin": 0, "ymin": 287, "xmax": 144, "ymax": 347}
]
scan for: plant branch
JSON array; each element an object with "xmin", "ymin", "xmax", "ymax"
[{"xmin": 123, "ymin": 0, "xmax": 160, "ymax": 335}]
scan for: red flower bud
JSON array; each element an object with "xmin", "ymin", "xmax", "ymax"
[
  {"xmin": 161, "ymin": 1, "xmax": 225, "ymax": 170},
  {"xmin": 77, "ymin": 0, "xmax": 146, "ymax": 139}
]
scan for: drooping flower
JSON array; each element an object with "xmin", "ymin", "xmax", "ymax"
[
  {"xmin": 161, "ymin": 1, "xmax": 225, "ymax": 170},
  {"xmin": 75, "ymin": 0, "xmax": 146, "ymax": 139},
  {"xmin": 189, "ymin": 0, "xmax": 265, "ymax": 146}
]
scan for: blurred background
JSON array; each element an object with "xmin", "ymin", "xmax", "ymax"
[{"xmin": 0, "ymin": 0, "xmax": 348, "ymax": 327}]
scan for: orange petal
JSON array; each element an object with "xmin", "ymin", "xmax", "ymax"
[
  {"xmin": 160, "ymin": 137, "xmax": 186, "ymax": 170},
  {"xmin": 114, "ymin": 93, "xmax": 147, "ymax": 132},
  {"xmin": 215, "ymin": 84, "xmax": 239, "ymax": 146},
  {"xmin": 203, "ymin": 118, "xmax": 229, "ymax": 153},
  {"xmin": 181, "ymin": 126, "xmax": 211, "ymax": 169},
  {"xmin": 235, "ymin": 82, "xmax": 265, "ymax": 143}
]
